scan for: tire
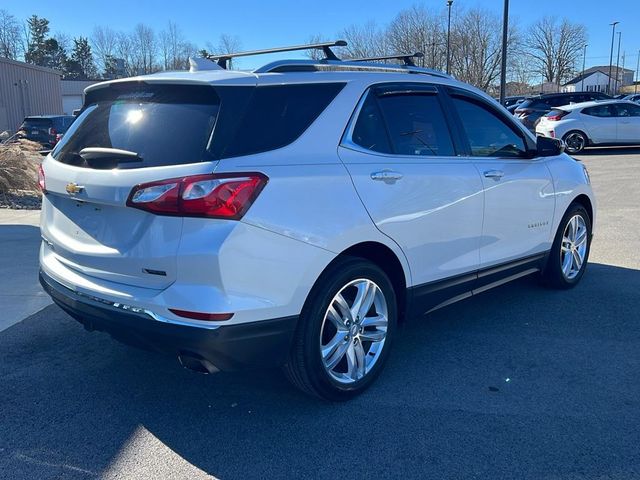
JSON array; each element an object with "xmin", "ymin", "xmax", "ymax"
[
  {"xmin": 283, "ymin": 257, "xmax": 397, "ymax": 401},
  {"xmin": 563, "ymin": 131, "xmax": 588, "ymax": 154},
  {"xmin": 541, "ymin": 202, "xmax": 592, "ymax": 289}
]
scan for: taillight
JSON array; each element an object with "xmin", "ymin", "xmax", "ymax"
[
  {"xmin": 127, "ymin": 172, "xmax": 268, "ymax": 219},
  {"xmin": 38, "ymin": 164, "xmax": 46, "ymax": 191},
  {"xmin": 48, "ymin": 127, "xmax": 57, "ymax": 136},
  {"xmin": 547, "ymin": 111, "xmax": 568, "ymax": 121}
]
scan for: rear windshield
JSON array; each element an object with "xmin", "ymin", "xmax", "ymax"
[
  {"xmin": 516, "ymin": 99, "xmax": 542, "ymax": 109},
  {"xmin": 52, "ymin": 84, "xmax": 220, "ymax": 169},
  {"xmin": 52, "ymin": 81, "xmax": 345, "ymax": 169},
  {"xmin": 21, "ymin": 118, "xmax": 52, "ymax": 128}
]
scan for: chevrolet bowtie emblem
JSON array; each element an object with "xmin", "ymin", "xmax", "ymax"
[{"xmin": 65, "ymin": 183, "xmax": 84, "ymax": 194}]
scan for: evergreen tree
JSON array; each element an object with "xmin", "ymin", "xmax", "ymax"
[
  {"xmin": 66, "ymin": 36, "xmax": 97, "ymax": 79},
  {"xmin": 24, "ymin": 15, "xmax": 50, "ymax": 65}
]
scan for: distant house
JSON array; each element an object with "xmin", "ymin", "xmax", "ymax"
[{"xmin": 562, "ymin": 65, "xmax": 634, "ymax": 94}]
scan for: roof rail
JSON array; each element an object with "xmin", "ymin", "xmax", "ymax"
[
  {"xmin": 206, "ymin": 40, "xmax": 347, "ymax": 69},
  {"xmin": 253, "ymin": 59, "xmax": 451, "ymax": 79},
  {"xmin": 349, "ymin": 52, "xmax": 424, "ymax": 67}
]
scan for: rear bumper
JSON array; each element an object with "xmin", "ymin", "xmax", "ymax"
[{"xmin": 39, "ymin": 270, "xmax": 297, "ymax": 371}]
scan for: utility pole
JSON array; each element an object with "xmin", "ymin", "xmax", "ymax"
[
  {"xmin": 499, "ymin": 0, "xmax": 510, "ymax": 105},
  {"xmin": 446, "ymin": 0, "xmax": 453, "ymax": 75},
  {"xmin": 614, "ymin": 31, "xmax": 622, "ymax": 94},
  {"xmin": 633, "ymin": 50, "xmax": 640, "ymax": 93},
  {"xmin": 608, "ymin": 22, "xmax": 619, "ymax": 94},
  {"xmin": 581, "ymin": 44, "xmax": 588, "ymax": 92}
]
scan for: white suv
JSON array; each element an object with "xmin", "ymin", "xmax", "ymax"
[{"xmin": 38, "ymin": 43, "xmax": 595, "ymax": 400}]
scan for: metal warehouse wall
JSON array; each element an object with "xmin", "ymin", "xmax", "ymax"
[{"xmin": 0, "ymin": 58, "xmax": 63, "ymax": 134}]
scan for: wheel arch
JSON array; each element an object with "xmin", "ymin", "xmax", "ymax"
[
  {"xmin": 571, "ymin": 194, "xmax": 594, "ymax": 225},
  {"xmin": 325, "ymin": 242, "xmax": 409, "ymax": 324}
]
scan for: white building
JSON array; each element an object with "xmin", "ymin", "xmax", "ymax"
[
  {"xmin": 61, "ymin": 80, "xmax": 99, "ymax": 115},
  {"xmin": 562, "ymin": 71, "xmax": 613, "ymax": 93},
  {"xmin": 562, "ymin": 66, "xmax": 634, "ymax": 94}
]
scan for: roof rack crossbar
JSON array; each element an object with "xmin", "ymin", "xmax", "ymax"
[
  {"xmin": 207, "ymin": 40, "xmax": 347, "ymax": 69},
  {"xmin": 349, "ymin": 52, "xmax": 424, "ymax": 67}
]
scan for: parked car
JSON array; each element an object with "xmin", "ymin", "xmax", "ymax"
[
  {"xmin": 17, "ymin": 115, "xmax": 75, "ymax": 148},
  {"xmin": 514, "ymin": 92, "xmax": 610, "ymax": 131},
  {"xmin": 536, "ymin": 100, "xmax": 640, "ymax": 153},
  {"xmin": 623, "ymin": 93, "xmax": 640, "ymax": 104},
  {"xmin": 38, "ymin": 47, "xmax": 595, "ymax": 400},
  {"xmin": 503, "ymin": 95, "xmax": 527, "ymax": 108}
]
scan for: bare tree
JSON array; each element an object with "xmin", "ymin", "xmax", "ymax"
[
  {"xmin": 115, "ymin": 31, "xmax": 136, "ymax": 76},
  {"xmin": 0, "ymin": 9, "xmax": 21, "ymax": 59},
  {"xmin": 527, "ymin": 16, "xmax": 587, "ymax": 86},
  {"xmin": 305, "ymin": 34, "xmax": 329, "ymax": 60},
  {"xmin": 132, "ymin": 23, "xmax": 157, "ymax": 74},
  {"xmin": 449, "ymin": 8, "xmax": 508, "ymax": 90},
  {"xmin": 91, "ymin": 26, "xmax": 117, "ymax": 74},
  {"xmin": 158, "ymin": 21, "xmax": 197, "ymax": 70},
  {"xmin": 204, "ymin": 34, "xmax": 242, "ymax": 68},
  {"xmin": 386, "ymin": 5, "xmax": 446, "ymax": 69},
  {"xmin": 339, "ymin": 21, "xmax": 388, "ymax": 59}
]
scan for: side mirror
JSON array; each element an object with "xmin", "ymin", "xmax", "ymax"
[{"xmin": 536, "ymin": 135, "xmax": 565, "ymax": 157}]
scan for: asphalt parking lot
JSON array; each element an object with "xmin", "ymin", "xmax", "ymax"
[{"xmin": 1, "ymin": 148, "xmax": 639, "ymax": 479}]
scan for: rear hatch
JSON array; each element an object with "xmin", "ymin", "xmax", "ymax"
[
  {"xmin": 19, "ymin": 117, "xmax": 53, "ymax": 144},
  {"xmin": 41, "ymin": 82, "xmax": 225, "ymax": 290}
]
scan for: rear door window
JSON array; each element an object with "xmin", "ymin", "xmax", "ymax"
[
  {"xmin": 375, "ymin": 90, "xmax": 455, "ymax": 157},
  {"xmin": 52, "ymin": 84, "xmax": 222, "ymax": 169}
]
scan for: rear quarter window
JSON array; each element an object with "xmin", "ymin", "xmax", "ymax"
[{"xmin": 221, "ymin": 83, "xmax": 345, "ymax": 158}]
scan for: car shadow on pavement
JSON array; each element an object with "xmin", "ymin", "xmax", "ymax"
[
  {"xmin": 1, "ymin": 262, "xmax": 639, "ymax": 479},
  {"xmin": 578, "ymin": 146, "xmax": 640, "ymax": 156}
]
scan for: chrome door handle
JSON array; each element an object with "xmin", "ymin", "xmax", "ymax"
[
  {"xmin": 483, "ymin": 170, "xmax": 504, "ymax": 179},
  {"xmin": 371, "ymin": 170, "xmax": 403, "ymax": 183}
]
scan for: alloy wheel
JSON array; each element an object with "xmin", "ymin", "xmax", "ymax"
[
  {"xmin": 319, "ymin": 278, "xmax": 388, "ymax": 384},
  {"xmin": 564, "ymin": 132, "xmax": 585, "ymax": 153},
  {"xmin": 560, "ymin": 214, "xmax": 588, "ymax": 280}
]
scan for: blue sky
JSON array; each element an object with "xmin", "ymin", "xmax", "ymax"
[{"xmin": 6, "ymin": 0, "xmax": 640, "ymax": 72}]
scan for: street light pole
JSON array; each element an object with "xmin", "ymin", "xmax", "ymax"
[
  {"xmin": 581, "ymin": 44, "xmax": 587, "ymax": 92},
  {"xmin": 446, "ymin": 0, "xmax": 453, "ymax": 75},
  {"xmin": 608, "ymin": 21, "xmax": 619, "ymax": 94},
  {"xmin": 633, "ymin": 50, "xmax": 640, "ymax": 93},
  {"xmin": 499, "ymin": 0, "xmax": 510, "ymax": 105},
  {"xmin": 614, "ymin": 31, "xmax": 622, "ymax": 94}
]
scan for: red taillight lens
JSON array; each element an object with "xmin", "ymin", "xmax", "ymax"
[
  {"xmin": 547, "ymin": 111, "xmax": 568, "ymax": 121},
  {"xmin": 169, "ymin": 309, "xmax": 234, "ymax": 321},
  {"xmin": 48, "ymin": 127, "xmax": 57, "ymax": 136},
  {"xmin": 38, "ymin": 164, "xmax": 46, "ymax": 191},
  {"xmin": 127, "ymin": 172, "xmax": 268, "ymax": 219}
]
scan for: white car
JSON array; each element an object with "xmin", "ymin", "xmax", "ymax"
[
  {"xmin": 536, "ymin": 99, "xmax": 640, "ymax": 153},
  {"xmin": 38, "ymin": 43, "xmax": 595, "ymax": 400}
]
